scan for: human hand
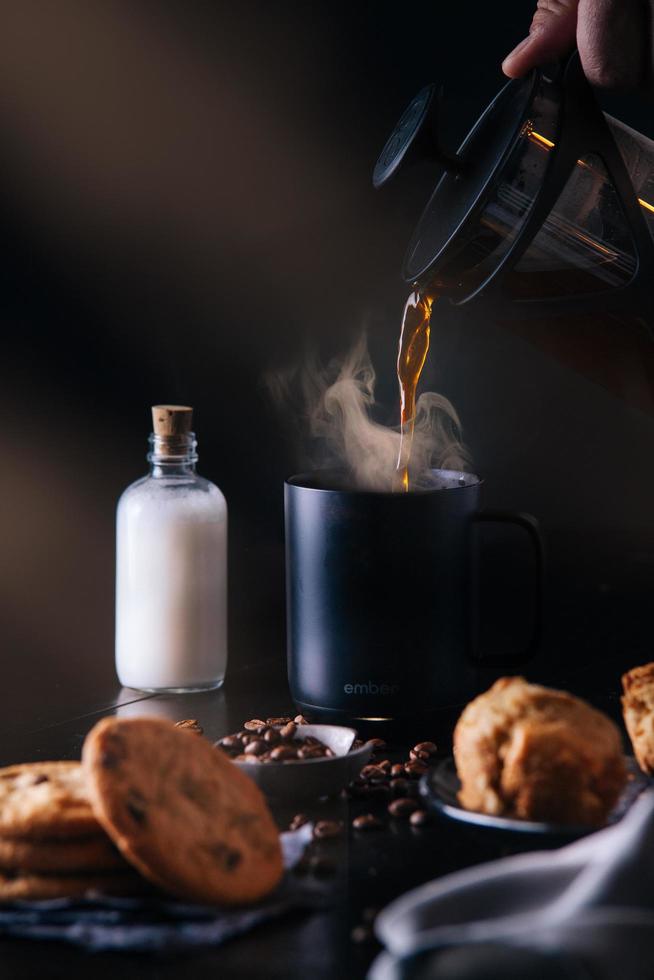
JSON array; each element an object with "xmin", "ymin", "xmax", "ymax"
[{"xmin": 502, "ymin": 0, "xmax": 651, "ymax": 91}]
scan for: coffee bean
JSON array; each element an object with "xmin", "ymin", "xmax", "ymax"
[
  {"xmin": 244, "ymin": 739, "xmax": 267, "ymax": 757},
  {"xmin": 361, "ymin": 764, "xmax": 388, "ymax": 782},
  {"xmin": 219, "ymin": 735, "xmax": 242, "ymax": 751},
  {"xmin": 280, "ymin": 721, "xmax": 297, "ymax": 740},
  {"xmin": 352, "ymin": 813, "xmax": 383, "ymax": 831},
  {"xmin": 404, "ymin": 761, "xmax": 428, "ymax": 779},
  {"xmin": 409, "ymin": 808, "xmax": 432, "ymax": 827},
  {"xmin": 413, "ymin": 741, "xmax": 438, "ymax": 757},
  {"xmin": 352, "ymin": 739, "xmax": 364, "ymax": 750},
  {"xmin": 388, "ymin": 797, "xmax": 419, "ymax": 818},
  {"xmin": 263, "ymin": 728, "xmax": 280, "ymax": 745},
  {"xmin": 390, "ymin": 777, "xmax": 411, "ymax": 797},
  {"xmin": 266, "ymin": 716, "xmax": 291, "ymax": 727},
  {"xmin": 313, "ymin": 820, "xmax": 343, "ymax": 840},
  {"xmin": 367, "ymin": 738, "xmax": 386, "ymax": 753},
  {"xmin": 365, "ymin": 783, "xmax": 391, "ymax": 800},
  {"xmin": 298, "ymin": 745, "xmax": 327, "ymax": 759},
  {"xmin": 390, "ymin": 764, "xmax": 405, "ymax": 778},
  {"xmin": 175, "ymin": 718, "xmax": 203, "ymax": 735},
  {"xmin": 289, "ymin": 812, "xmax": 309, "ymax": 831},
  {"xmin": 294, "ymin": 714, "xmax": 309, "ymax": 725},
  {"xmin": 269, "ymin": 745, "xmax": 297, "ymax": 762},
  {"xmin": 409, "ymin": 749, "xmax": 430, "ymax": 764},
  {"xmin": 376, "ymin": 759, "xmax": 392, "ymax": 774},
  {"xmin": 244, "ymin": 719, "xmax": 267, "ymax": 732},
  {"xmin": 309, "ymin": 855, "xmax": 336, "ymax": 877}
]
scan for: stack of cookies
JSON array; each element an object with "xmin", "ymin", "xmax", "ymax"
[
  {"xmin": 0, "ymin": 761, "xmax": 146, "ymax": 900},
  {"xmin": 0, "ymin": 717, "xmax": 284, "ymax": 905}
]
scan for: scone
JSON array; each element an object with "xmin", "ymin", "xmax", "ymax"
[
  {"xmin": 453, "ymin": 677, "xmax": 626, "ymax": 825},
  {"xmin": 621, "ymin": 662, "xmax": 654, "ymax": 773}
]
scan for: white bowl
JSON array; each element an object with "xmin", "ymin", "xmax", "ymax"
[{"xmin": 225, "ymin": 724, "xmax": 375, "ymax": 800}]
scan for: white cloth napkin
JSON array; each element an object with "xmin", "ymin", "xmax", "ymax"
[{"xmin": 370, "ymin": 789, "xmax": 654, "ymax": 980}]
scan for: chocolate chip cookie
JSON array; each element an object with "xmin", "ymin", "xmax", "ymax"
[
  {"xmin": 0, "ymin": 762, "xmax": 100, "ymax": 839},
  {"xmin": 83, "ymin": 716, "xmax": 283, "ymax": 905},
  {"xmin": 0, "ymin": 834, "xmax": 126, "ymax": 874}
]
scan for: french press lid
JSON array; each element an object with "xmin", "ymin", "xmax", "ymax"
[{"xmin": 374, "ymin": 52, "xmax": 654, "ymax": 319}]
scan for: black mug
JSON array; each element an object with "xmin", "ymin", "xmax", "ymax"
[{"xmin": 285, "ymin": 469, "xmax": 543, "ymax": 722}]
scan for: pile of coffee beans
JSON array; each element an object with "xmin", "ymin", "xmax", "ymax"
[{"xmin": 217, "ymin": 715, "xmax": 337, "ymax": 763}]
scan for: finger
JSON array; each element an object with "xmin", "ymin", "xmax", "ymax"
[
  {"xmin": 502, "ymin": 0, "xmax": 579, "ymax": 78},
  {"xmin": 577, "ymin": 0, "xmax": 649, "ymax": 89}
]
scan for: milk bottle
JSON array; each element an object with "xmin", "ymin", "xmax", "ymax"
[{"xmin": 115, "ymin": 405, "xmax": 227, "ymax": 692}]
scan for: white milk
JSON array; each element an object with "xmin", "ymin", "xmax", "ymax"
[{"xmin": 115, "ymin": 406, "xmax": 228, "ymax": 692}]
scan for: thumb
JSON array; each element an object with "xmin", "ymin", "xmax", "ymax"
[{"xmin": 502, "ymin": 0, "xmax": 579, "ymax": 78}]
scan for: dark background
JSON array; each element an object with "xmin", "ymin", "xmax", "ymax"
[{"xmin": 2, "ymin": 0, "xmax": 654, "ymax": 716}]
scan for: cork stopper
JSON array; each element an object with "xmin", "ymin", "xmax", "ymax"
[{"xmin": 151, "ymin": 405, "xmax": 193, "ymax": 436}]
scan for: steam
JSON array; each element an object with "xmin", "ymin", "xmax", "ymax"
[{"xmin": 267, "ymin": 334, "xmax": 470, "ymax": 492}]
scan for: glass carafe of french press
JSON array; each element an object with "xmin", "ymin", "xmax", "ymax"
[{"xmin": 374, "ymin": 52, "xmax": 654, "ymax": 325}]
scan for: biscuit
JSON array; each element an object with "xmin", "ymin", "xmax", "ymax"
[
  {"xmin": 621, "ymin": 662, "xmax": 654, "ymax": 773},
  {"xmin": 454, "ymin": 677, "xmax": 626, "ymax": 825},
  {"xmin": 0, "ymin": 834, "xmax": 126, "ymax": 874},
  {"xmin": 0, "ymin": 870, "xmax": 152, "ymax": 902},
  {"xmin": 83, "ymin": 716, "xmax": 284, "ymax": 905},
  {"xmin": 0, "ymin": 762, "xmax": 100, "ymax": 840}
]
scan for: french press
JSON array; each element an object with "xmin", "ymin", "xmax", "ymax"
[{"xmin": 374, "ymin": 52, "xmax": 654, "ymax": 323}]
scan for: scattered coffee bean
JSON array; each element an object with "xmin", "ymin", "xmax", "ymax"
[
  {"xmin": 309, "ymin": 855, "xmax": 336, "ymax": 877},
  {"xmin": 409, "ymin": 748, "xmax": 430, "ymax": 764},
  {"xmin": 266, "ymin": 716, "xmax": 291, "ymax": 727},
  {"xmin": 365, "ymin": 784, "xmax": 391, "ymax": 800},
  {"xmin": 409, "ymin": 808, "xmax": 432, "ymax": 827},
  {"xmin": 413, "ymin": 741, "xmax": 438, "ymax": 757},
  {"xmin": 174, "ymin": 719, "xmax": 203, "ymax": 735},
  {"xmin": 367, "ymin": 738, "xmax": 386, "ymax": 753},
  {"xmin": 313, "ymin": 820, "xmax": 343, "ymax": 840},
  {"xmin": 404, "ymin": 761, "xmax": 428, "ymax": 779},
  {"xmin": 280, "ymin": 721, "xmax": 297, "ymax": 740},
  {"xmin": 390, "ymin": 777, "xmax": 411, "ymax": 797},
  {"xmin": 294, "ymin": 714, "xmax": 309, "ymax": 725},
  {"xmin": 243, "ymin": 719, "xmax": 267, "ymax": 732},
  {"xmin": 376, "ymin": 759, "xmax": 392, "ymax": 774},
  {"xmin": 263, "ymin": 728, "xmax": 280, "ymax": 745},
  {"xmin": 352, "ymin": 813, "xmax": 383, "ymax": 831},
  {"xmin": 244, "ymin": 739, "xmax": 267, "ymax": 757},
  {"xmin": 388, "ymin": 797, "xmax": 420, "ymax": 818},
  {"xmin": 289, "ymin": 813, "xmax": 309, "ymax": 831},
  {"xmin": 361, "ymin": 764, "xmax": 387, "ymax": 782},
  {"xmin": 351, "ymin": 925, "xmax": 372, "ymax": 943},
  {"xmin": 390, "ymin": 764, "xmax": 405, "ymax": 778}
]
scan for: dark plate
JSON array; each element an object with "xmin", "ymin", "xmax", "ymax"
[{"xmin": 420, "ymin": 756, "xmax": 651, "ymax": 844}]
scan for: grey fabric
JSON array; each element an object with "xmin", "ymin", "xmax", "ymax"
[{"xmin": 370, "ymin": 790, "xmax": 654, "ymax": 980}]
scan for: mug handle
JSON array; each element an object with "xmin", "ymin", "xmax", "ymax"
[{"xmin": 470, "ymin": 510, "xmax": 544, "ymax": 668}]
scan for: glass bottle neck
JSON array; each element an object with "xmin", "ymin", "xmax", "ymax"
[{"xmin": 147, "ymin": 432, "xmax": 199, "ymax": 478}]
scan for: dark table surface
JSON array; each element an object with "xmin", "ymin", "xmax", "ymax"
[{"xmin": 0, "ymin": 625, "xmax": 636, "ymax": 980}]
